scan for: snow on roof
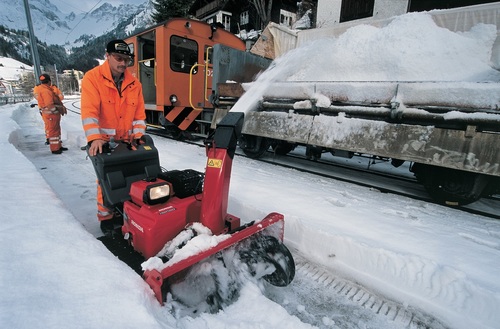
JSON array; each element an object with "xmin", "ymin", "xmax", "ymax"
[{"xmin": 0, "ymin": 56, "xmax": 33, "ymax": 81}]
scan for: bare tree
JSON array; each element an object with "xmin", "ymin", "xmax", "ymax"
[{"xmin": 249, "ymin": 0, "xmax": 273, "ymax": 29}]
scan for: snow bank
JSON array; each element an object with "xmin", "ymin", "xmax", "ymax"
[{"xmin": 0, "ymin": 106, "xmax": 167, "ymax": 329}]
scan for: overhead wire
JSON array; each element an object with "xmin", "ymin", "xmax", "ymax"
[{"xmin": 64, "ymin": 0, "xmax": 104, "ymax": 44}]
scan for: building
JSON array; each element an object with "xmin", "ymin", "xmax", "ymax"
[
  {"xmin": 61, "ymin": 69, "xmax": 84, "ymax": 94},
  {"xmin": 190, "ymin": 0, "xmax": 299, "ymax": 35},
  {"xmin": 0, "ymin": 57, "xmax": 34, "ymax": 95}
]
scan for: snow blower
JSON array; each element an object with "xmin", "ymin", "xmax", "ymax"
[{"xmin": 88, "ymin": 112, "xmax": 295, "ymax": 305}]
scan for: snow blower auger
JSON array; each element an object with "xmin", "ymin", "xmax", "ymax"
[{"xmin": 87, "ymin": 112, "xmax": 295, "ymax": 306}]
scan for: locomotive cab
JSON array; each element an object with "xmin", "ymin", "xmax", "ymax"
[{"xmin": 125, "ymin": 19, "xmax": 246, "ymax": 139}]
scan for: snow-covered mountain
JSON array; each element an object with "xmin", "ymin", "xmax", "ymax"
[{"xmin": 0, "ymin": 0, "xmax": 154, "ymax": 47}]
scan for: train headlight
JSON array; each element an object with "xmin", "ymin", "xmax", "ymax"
[
  {"xmin": 170, "ymin": 94, "xmax": 178, "ymax": 104},
  {"xmin": 144, "ymin": 182, "xmax": 171, "ymax": 205}
]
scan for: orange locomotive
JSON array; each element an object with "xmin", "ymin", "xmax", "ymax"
[{"xmin": 124, "ymin": 19, "xmax": 245, "ymax": 139}]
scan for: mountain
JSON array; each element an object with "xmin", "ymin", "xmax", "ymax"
[
  {"xmin": 0, "ymin": 0, "xmax": 154, "ymax": 72},
  {"xmin": 1, "ymin": 0, "xmax": 153, "ymax": 46}
]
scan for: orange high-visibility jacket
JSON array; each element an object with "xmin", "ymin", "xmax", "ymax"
[
  {"xmin": 81, "ymin": 60, "xmax": 146, "ymax": 143},
  {"xmin": 33, "ymin": 84, "xmax": 57, "ymax": 110},
  {"xmin": 51, "ymin": 85, "xmax": 64, "ymax": 101}
]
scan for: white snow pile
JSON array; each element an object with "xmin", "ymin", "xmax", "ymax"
[
  {"xmin": 142, "ymin": 222, "xmax": 231, "ymax": 271},
  {"xmin": 232, "ymin": 12, "xmax": 500, "ymax": 114},
  {"xmin": 286, "ymin": 13, "xmax": 499, "ymax": 82}
]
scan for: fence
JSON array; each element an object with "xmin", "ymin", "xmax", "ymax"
[{"xmin": 0, "ymin": 95, "xmax": 33, "ymax": 105}]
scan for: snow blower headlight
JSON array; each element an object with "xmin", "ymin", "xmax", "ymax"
[{"xmin": 144, "ymin": 182, "xmax": 171, "ymax": 205}]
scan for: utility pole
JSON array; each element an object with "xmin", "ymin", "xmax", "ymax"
[
  {"xmin": 54, "ymin": 64, "xmax": 59, "ymax": 87},
  {"xmin": 23, "ymin": 0, "xmax": 42, "ymax": 84}
]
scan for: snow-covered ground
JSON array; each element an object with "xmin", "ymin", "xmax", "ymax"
[
  {"xmin": 1, "ymin": 10, "xmax": 500, "ymax": 329},
  {"xmin": 0, "ymin": 57, "xmax": 33, "ymax": 81},
  {"xmin": 3, "ymin": 95, "xmax": 499, "ymax": 329}
]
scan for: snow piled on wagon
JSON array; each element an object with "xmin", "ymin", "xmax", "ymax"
[{"xmin": 232, "ymin": 12, "xmax": 500, "ymax": 114}]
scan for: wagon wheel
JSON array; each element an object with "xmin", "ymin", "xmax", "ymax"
[
  {"xmin": 411, "ymin": 163, "xmax": 490, "ymax": 206},
  {"xmin": 239, "ymin": 134, "xmax": 270, "ymax": 159},
  {"xmin": 271, "ymin": 141, "xmax": 296, "ymax": 156}
]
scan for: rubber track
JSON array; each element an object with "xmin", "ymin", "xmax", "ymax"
[{"xmin": 98, "ymin": 235, "xmax": 145, "ymax": 275}]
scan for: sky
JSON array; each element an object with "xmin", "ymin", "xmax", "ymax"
[{"xmin": 1, "ymin": 9, "xmax": 500, "ymax": 329}]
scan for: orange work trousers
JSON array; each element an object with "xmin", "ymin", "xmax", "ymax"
[
  {"xmin": 41, "ymin": 112, "xmax": 62, "ymax": 152},
  {"xmin": 96, "ymin": 182, "xmax": 113, "ymax": 221}
]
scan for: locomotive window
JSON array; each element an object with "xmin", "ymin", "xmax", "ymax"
[
  {"xmin": 142, "ymin": 41, "xmax": 154, "ymax": 60},
  {"xmin": 170, "ymin": 35, "xmax": 198, "ymax": 74},
  {"xmin": 140, "ymin": 41, "xmax": 155, "ymax": 68},
  {"xmin": 127, "ymin": 43, "xmax": 135, "ymax": 67}
]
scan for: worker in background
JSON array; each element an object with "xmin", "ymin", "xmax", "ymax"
[
  {"xmin": 38, "ymin": 82, "xmax": 65, "ymax": 145},
  {"xmin": 81, "ymin": 39, "xmax": 146, "ymax": 237},
  {"xmin": 33, "ymin": 73, "xmax": 68, "ymax": 154}
]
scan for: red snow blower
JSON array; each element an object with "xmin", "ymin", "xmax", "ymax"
[{"xmin": 88, "ymin": 112, "xmax": 295, "ymax": 305}]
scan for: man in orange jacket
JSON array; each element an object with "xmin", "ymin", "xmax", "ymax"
[
  {"xmin": 81, "ymin": 39, "xmax": 146, "ymax": 237},
  {"xmin": 33, "ymin": 73, "xmax": 68, "ymax": 154}
]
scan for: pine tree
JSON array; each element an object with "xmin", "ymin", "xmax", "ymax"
[{"xmin": 152, "ymin": 0, "xmax": 196, "ymax": 24}]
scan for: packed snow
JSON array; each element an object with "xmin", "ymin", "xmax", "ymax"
[{"xmin": 1, "ymin": 10, "xmax": 500, "ymax": 329}]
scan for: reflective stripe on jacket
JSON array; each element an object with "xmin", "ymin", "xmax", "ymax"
[{"xmin": 81, "ymin": 60, "xmax": 146, "ymax": 143}]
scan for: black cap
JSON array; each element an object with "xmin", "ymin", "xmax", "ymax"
[
  {"xmin": 39, "ymin": 73, "xmax": 51, "ymax": 83},
  {"xmin": 106, "ymin": 40, "xmax": 134, "ymax": 57}
]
